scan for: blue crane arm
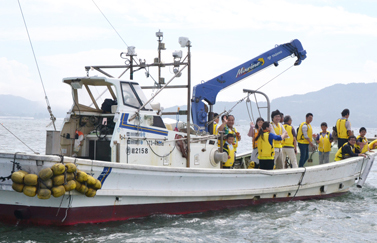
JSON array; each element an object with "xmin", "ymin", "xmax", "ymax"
[{"xmin": 191, "ymin": 39, "xmax": 306, "ymax": 131}]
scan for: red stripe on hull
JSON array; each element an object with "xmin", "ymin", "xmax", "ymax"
[{"xmin": 0, "ymin": 192, "xmax": 347, "ymax": 226}]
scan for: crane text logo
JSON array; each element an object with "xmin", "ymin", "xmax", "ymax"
[{"xmin": 236, "ymin": 58, "xmax": 265, "ymax": 78}]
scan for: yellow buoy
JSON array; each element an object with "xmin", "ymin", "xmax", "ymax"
[
  {"xmin": 23, "ymin": 185, "xmax": 37, "ymax": 197},
  {"xmin": 66, "ymin": 173, "xmax": 75, "ymax": 181},
  {"xmin": 76, "ymin": 171, "xmax": 88, "ymax": 183},
  {"xmin": 77, "ymin": 184, "xmax": 88, "ymax": 194},
  {"xmin": 52, "ymin": 185, "xmax": 66, "ymax": 197},
  {"xmin": 51, "ymin": 163, "xmax": 66, "ymax": 175},
  {"xmin": 86, "ymin": 175, "xmax": 96, "ymax": 187},
  {"xmin": 85, "ymin": 188, "xmax": 97, "ymax": 197},
  {"xmin": 37, "ymin": 189, "xmax": 51, "ymax": 199},
  {"xmin": 53, "ymin": 174, "xmax": 65, "ymax": 186},
  {"xmin": 65, "ymin": 163, "xmax": 77, "ymax": 173},
  {"xmin": 64, "ymin": 180, "xmax": 76, "ymax": 191},
  {"xmin": 39, "ymin": 168, "xmax": 53, "ymax": 180},
  {"xmin": 12, "ymin": 182, "xmax": 24, "ymax": 192},
  {"xmin": 93, "ymin": 179, "xmax": 102, "ymax": 190},
  {"xmin": 39, "ymin": 179, "xmax": 53, "ymax": 189},
  {"xmin": 75, "ymin": 180, "xmax": 82, "ymax": 190},
  {"xmin": 24, "ymin": 174, "xmax": 38, "ymax": 186},
  {"xmin": 18, "ymin": 170, "xmax": 29, "ymax": 176},
  {"xmin": 11, "ymin": 171, "xmax": 27, "ymax": 184}
]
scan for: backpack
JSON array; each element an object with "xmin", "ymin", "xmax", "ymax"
[{"xmin": 332, "ymin": 126, "xmax": 338, "ymax": 140}]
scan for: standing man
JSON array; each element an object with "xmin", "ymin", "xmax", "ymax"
[
  {"xmin": 282, "ymin": 115, "xmax": 298, "ymax": 168},
  {"xmin": 336, "ymin": 109, "xmax": 352, "ymax": 148},
  {"xmin": 270, "ymin": 110, "xmax": 287, "ymax": 169},
  {"xmin": 297, "ymin": 113, "xmax": 317, "ymax": 167}
]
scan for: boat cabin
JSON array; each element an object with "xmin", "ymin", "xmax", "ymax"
[{"xmin": 51, "ymin": 76, "xmax": 223, "ymax": 168}]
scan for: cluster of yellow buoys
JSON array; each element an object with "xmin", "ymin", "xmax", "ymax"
[{"xmin": 11, "ymin": 163, "xmax": 102, "ymax": 199}]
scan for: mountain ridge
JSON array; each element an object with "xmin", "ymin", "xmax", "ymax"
[{"xmin": 1, "ymin": 82, "xmax": 375, "ymax": 128}]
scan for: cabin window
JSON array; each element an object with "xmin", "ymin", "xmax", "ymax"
[
  {"xmin": 121, "ymin": 82, "xmax": 152, "ymax": 110},
  {"xmin": 132, "ymin": 85, "xmax": 152, "ymax": 110}
]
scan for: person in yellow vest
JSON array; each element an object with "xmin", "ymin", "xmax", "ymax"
[
  {"xmin": 256, "ymin": 121, "xmax": 288, "ymax": 170},
  {"xmin": 315, "ymin": 122, "xmax": 333, "ymax": 164},
  {"xmin": 336, "ymin": 109, "xmax": 352, "ymax": 148},
  {"xmin": 218, "ymin": 114, "xmax": 241, "ymax": 152},
  {"xmin": 369, "ymin": 139, "xmax": 377, "ymax": 150},
  {"xmin": 269, "ymin": 110, "xmax": 287, "ymax": 169},
  {"xmin": 247, "ymin": 117, "xmax": 264, "ymax": 168},
  {"xmin": 297, "ymin": 113, "xmax": 317, "ymax": 167},
  {"xmin": 356, "ymin": 127, "xmax": 373, "ymax": 154},
  {"xmin": 222, "ymin": 134, "xmax": 235, "ymax": 169},
  {"xmin": 212, "ymin": 113, "xmax": 219, "ymax": 135},
  {"xmin": 282, "ymin": 115, "xmax": 298, "ymax": 168},
  {"xmin": 335, "ymin": 135, "xmax": 366, "ymax": 161}
]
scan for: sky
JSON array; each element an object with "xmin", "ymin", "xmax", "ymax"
[{"xmin": 1, "ymin": 0, "xmax": 377, "ymax": 114}]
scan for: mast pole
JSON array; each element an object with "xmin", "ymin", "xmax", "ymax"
[{"xmin": 186, "ymin": 41, "xmax": 191, "ymax": 168}]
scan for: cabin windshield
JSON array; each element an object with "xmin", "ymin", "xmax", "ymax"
[
  {"xmin": 73, "ymin": 82, "xmax": 117, "ymax": 113},
  {"xmin": 121, "ymin": 82, "xmax": 152, "ymax": 110}
]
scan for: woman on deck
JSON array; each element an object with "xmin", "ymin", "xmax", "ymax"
[{"xmin": 247, "ymin": 117, "xmax": 264, "ymax": 168}]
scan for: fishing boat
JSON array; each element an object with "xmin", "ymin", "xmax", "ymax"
[{"xmin": 0, "ymin": 31, "xmax": 375, "ymax": 226}]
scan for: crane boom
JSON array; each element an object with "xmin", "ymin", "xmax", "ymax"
[{"xmin": 191, "ymin": 39, "xmax": 307, "ymax": 132}]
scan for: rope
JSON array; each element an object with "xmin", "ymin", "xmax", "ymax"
[
  {"xmin": 0, "ymin": 123, "xmax": 38, "ymax": 154},
  {"xmin": 209, "ymin": 64, "xmax": 295, "ymax": 125},
  {"xmin": 290, "ymin": 167, "xmax": 307, "ymax": 201},
  {"xmin": 61, "ymin": 194, "xmax": 73, "ymax": 222},
  {"xmin": 17, "ymin": 0, "xmax": 56, "ymax": 130},
  {"xmin": 255, "ymin": 64, "xmax": 294, "ymax": 91},
  {"xmin": 245, "ymin": 95, "xmax": 254, "ymax": 124},
  {"xmin": 254, "ymin": 93, "xmax": 262, "ymax": 118},
  {"xmin": 91, "ymin": 0, "xmax": 128, "ymax": 47},
  {"xmin": 0, "ymin": 152, "xmax": 23, "ymax": 182},
  {"xmin": 146, "ymin": 140, "xmax": 176, "ymax": 158},
  {"xmin": 56, "ymin": 194, "xmax": 65, "ymax": 216}
]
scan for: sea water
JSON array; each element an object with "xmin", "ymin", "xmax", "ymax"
[{"xmin": 0, "ymin": 118, "xmax": 377, "ymax": 243}]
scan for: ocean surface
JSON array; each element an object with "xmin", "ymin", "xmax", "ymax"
[{"xmin": 1, "ymin": 118, "xmax": 377, "ymax": 243}]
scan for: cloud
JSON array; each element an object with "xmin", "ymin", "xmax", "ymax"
[
  {"xmin": 4, "ymin": 0, "xmax": 377, "ymax": 40},
  {"xmin": 95, "ymin": 0, "xmax": 377, "ymax": 35},
  {"xmin": 0, "ymin": 57, "xmax": 44, "ymax": 101}
]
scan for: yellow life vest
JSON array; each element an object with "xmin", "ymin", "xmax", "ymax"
[
  {"xmin": 369, "ymin": 139, "xmax": 377, "ymax": 150},
  {"xmin": 318, "ymin": 132, "xmax": 331, "ymax": 152},
  {"xmin": 334, "ymin": 142, "xmax": 355, "ymax": 161},
  {"xmin": 355, "ymin": 135, "xmax": 369, "ymax": 153},
  {"xmin": 336, "ymin": 118, "xmax": 349, "ymax": 139},
  {"xmin": 297, "ymin": 122, "xmax": 313, "ymax": 144},
  {"xmin": 213, "ymin": 123, "xmax": 218, "ymax": 135},
  {"xmin": 217, "ymin": 126, "xmax": 238, "ymax": 150},
  {"xmin": 258, "ymin": 132, "xmax": 275, "ymax": 160},
  {"xmin": 252, "ymin": 128, "xmax": 259, "ymax": 149},
  {"xmin": 282, "ymin": 124, "xmax": 294, "ymax": 147},
  {"xmin": 223, "ymin": 126, "xmax": 238, "ymax": 150},
  {"xmin": 271, "ymin": 123, "xmax": 283, "ymax": 148},
  {"xmin": 222, "ymin": 142, "xmax": 235, "ymax": 167}
]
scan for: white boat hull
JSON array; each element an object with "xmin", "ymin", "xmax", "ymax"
[{"xmin": 0, "ymin": 151, "xmax": 375, "ymax": 225}]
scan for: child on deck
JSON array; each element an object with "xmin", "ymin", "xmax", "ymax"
[
  {"xmin": 356, "ymin": 127, "xmax": 372, "ymax": 154},
  {"xmin": 315, "ymin": 122, "xmax": 333, "ymax": 164},
  {"xmin": 222, "ymin": 134, "xmax": 235, "ymax": 169}
]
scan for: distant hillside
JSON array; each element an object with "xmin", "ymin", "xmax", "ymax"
[
  {"xmin": 1, "ymin": 83, "xmax": 376, "ymax": 128},
  {"xmin": 0, "ymin": 95, "xmax": 66, "ymax": 118},
  {"xmin": 164, "ymin": 83, "xmax": 377, "ymax": 128}
]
